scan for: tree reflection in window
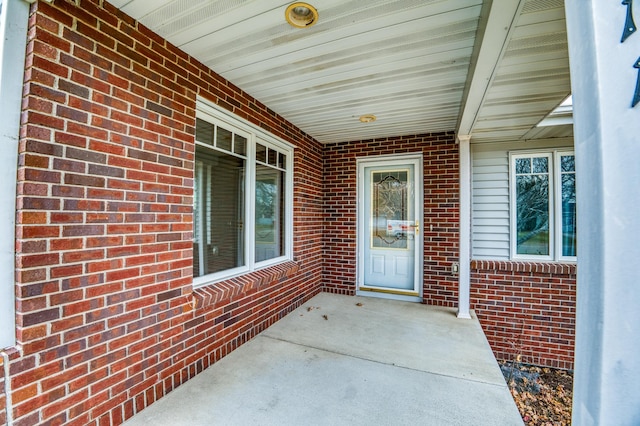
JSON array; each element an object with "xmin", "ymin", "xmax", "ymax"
[
  {"xmin": 515, "ymin": 156, "xmax": 550, "ymax": 255},
  {"xmin": 560, "ymin": 155, "xmax": 576, "ymax": 257}
]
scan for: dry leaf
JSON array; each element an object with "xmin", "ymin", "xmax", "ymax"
[{"xmin": 501, "ymin": 361, "xmax": 573, "ymax": 425}]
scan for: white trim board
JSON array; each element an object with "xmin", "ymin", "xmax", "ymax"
[{"xmin": 0, "ymin": 0, "xmax": 31, "ymax": 349}]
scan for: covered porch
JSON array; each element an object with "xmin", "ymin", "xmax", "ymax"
[
  {"xmin": 0, "ymin": 0, "xmax": 638, "ymax": 424},
  {"xmin": 123, "ymin": 293, "xmax": 522, "ymax": 426}
]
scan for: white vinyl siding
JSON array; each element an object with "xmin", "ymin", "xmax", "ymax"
[
  {"xmin": 471, "ymin": 139, "xmax": 574, "ymax": 260},
  {"xmin": 472, "ymin": 150, "xmax": 510, "ymax": 259}
]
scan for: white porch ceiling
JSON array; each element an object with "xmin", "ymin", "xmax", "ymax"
[{"xmin": 109, "ymin": 0, "xmax": 572, "ymax": 144}]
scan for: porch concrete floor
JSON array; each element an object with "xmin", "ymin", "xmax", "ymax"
[{"xmin": 123, "ymin": 293, "xmax": 523, "ymax": 425}]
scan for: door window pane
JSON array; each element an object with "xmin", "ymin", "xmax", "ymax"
[
  {"xmin": 371, "ymin": 170, "xmax": 409, "ymax": 249},
  {"xmin": 515, "ymin": 156, "xmax": 550, "ymax": 256},
  {"xmin": 193, "ymin": 146, "xmax": 245, "ymax": 276}
]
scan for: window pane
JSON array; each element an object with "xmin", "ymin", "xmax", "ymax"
[
  {"xmin": 516, "ymin": 174, "xmax": 549, "ymax": 256},
  {"xmin": 561, "ymin": 155, "xmax": 577, "ymax": 257},
  {"xmin": 255, "ymin": 164, "xmax": 285, "ymax": 262},
  {"xmin": 195, "ymin": 118, "xmax": 214, "ymax": 145},
  {"xmin": 193, "ymin": 146, "xmax": 245, "ymax": 276},
  {"xmin": 561, "ymin": 155, "xmax": 575, "ymax": 172},
  {"xmin": 234, "ymin": 134, "xmax": 246, "ymax": 156},
  {"xmin": 515, "ymin": 158, "xmax": 530, "ymax": 174},
  {"xmin": 532, "ymin": 157, "xmax": 548, "ymax": 173},
  {"xmin": 278, "ymin": 152, "xmax": 286, "ymax": 169},
  {"xmin": 268, "ymin": 149, "xmax": 278, "ymax": 166},
  {"xmin": 256, "ymin": 143, "xmax": 266, "ymax": 163},
  {"xmin": 216, "ymin": 126, "xmax": 232, "ymax": 152},
  {"xmin": 371, "ymin": 170, "xmax": 409, "ymax": 250},
  {"xmin": 193, "ymin": 161, "xmax": 202, "ymax": 277}
]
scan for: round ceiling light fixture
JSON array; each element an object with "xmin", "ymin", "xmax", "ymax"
[
  {"xmin": 359, "ymin": 114, "xmax": 377, "ymax": 123},
  {"xmin": 285, "ymin": 3, "xmax": 319, "ymax": 28}
]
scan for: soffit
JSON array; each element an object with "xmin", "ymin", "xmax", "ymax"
[
  {"xmin": 109, "ymin": 0, "xmax": 571, "ymax": 145},
  {"xmin": 468, "ymin": 0, "xmax": 572, "ymax": 144},
  {"xmin": 109, "ymin": 0, "xmax": 482, "ymax": 144}
]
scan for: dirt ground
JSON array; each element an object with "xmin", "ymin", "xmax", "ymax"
[{"xmin": 500, "ymin": 361, "xmax": 573, "ymax": 425}]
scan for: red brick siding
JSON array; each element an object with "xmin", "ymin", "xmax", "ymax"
[
  {"xmin": 323, "ymin": 134, "xmax": 460, "ymax": 306},
  {"xmin": 0, "ymin": 375, "xmax": 5, "ymax": 426},
  {"xmin": 0, "ymin": 1, "xmax": 580, "ymax": 423},
  {"xmin": 7, "ymin": 1, "xmax": 323, "ymax": 425},
  {"xmin": 471, "ymin": 260, "xmax": 576, "ymax": 370}
]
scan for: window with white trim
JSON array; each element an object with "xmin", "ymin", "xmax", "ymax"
[
  {"xmin": 510, "ymin": 151, "xmax": 576, "ymax": 261},
  {"xmin": 193, "ymin": 103, "xmax": 293, "ymax": 284}
]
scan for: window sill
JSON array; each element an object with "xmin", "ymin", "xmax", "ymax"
[
  {"xmin": 192, "ymin": 261, "xmax": 300, "ymax": 311},
  {"xmin": 471, "ymin": 260, "xmax": 576, "ymax": 275}
]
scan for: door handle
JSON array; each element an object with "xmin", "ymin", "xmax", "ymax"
[{"xmin": 408, "ymin": 221, "xmax": 420, "ymax": 233}]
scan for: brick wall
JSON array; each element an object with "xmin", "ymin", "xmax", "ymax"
[
  {"xmin": 471, "ymin": 260, "xmax": 576, "ymax": 370},
  {"xmin": 323, "ymin": 134, "xmax": 460, "ymax": 306},
  {"xmin": 0, "ymin": 369, "xmax": 5, "ymax": 426},
  {"xmin": 0, "ymin": 2, "xmax": 579, "ymax": 423},
  {"xmin": 5, "ymin": 1, "xmax": 323, "ymax": 425},
  {"xmin": 322, "ymin": 136, "xmax": 577, "ymax": 370}
]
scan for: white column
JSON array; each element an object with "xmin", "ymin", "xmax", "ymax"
[
  {"xmin": 457, "ymin": 135, "xmax": 471, "ymax": 319},
  {"xmin": 565, "ymin": 1, "xmax": 640, "ymax": 424},
  {"xmin": 0, "ymin": 0, "xmax": 31, "ymax": 349}
]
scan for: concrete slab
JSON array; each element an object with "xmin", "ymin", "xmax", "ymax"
[
  {"xmin": 264, "ymin": 293, "xmax": 505, "ymax": 385},
  {"xmin": 124, "ymin": 293, "xmax": 523, "ymax": 426}
]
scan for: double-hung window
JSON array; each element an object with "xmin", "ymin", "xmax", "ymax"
[
  {"xmin": 510, "ymin": 151, "xmax": 576, "ymax": 261},
  {"xmin": 193, "ymin": 103, "xmax": 293, "ymax": 284}
]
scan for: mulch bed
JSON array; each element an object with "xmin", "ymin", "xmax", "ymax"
[{"xmin": 500, "ymin": 361, "xmax": 573, "ymax": 425}]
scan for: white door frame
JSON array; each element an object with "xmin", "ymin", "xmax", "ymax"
[{"xmin": 356, "ymin": 153, "xmax": 424, "ymax": 302}]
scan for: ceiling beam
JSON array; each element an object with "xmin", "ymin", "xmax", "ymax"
[{"xmin": 456, "ymin": 0, "xmax": 526, "ymax": 139}]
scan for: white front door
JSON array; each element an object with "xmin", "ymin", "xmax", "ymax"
[{"xmin": 357, "ymin": 155, "xmax": 423, "ymax": 301}]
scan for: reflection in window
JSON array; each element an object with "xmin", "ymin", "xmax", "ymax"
[
  {"xmin": 511, "ymin": 152, "xmax": 576, "ymax": 260},
  {"xmin": 515, "ymin": 156, "xmax": 550, "ymax": 256},
  {"xmin": 560, "ymin": 155, "xmax": 576, "ymax": 257},
  {"xmin": 255, "ymin": 165, "xmax": 284, "ymax": 262},
  {"xmin": 193, "ymin": 147, "xmax": 245, "ymax": 277},
  {"xmin": 371, "ymin": 171, "xmax": 408, "ymax": 249},
  {"xmin": 193, "ymin": 113, "xmax": 292, "ymax": 282}
]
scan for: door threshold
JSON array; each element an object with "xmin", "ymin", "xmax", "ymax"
[
  {"xmin": 359, "ymin": 286, "xmax": 419, "ymax": 297},
  {"xmin": 357, "ymin": 287, "xmax": 422, "ymax": 303}
]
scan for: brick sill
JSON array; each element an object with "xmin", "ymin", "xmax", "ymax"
[
  {"xmin": 192, "ymin": 261, "xmax": 300, "ymax": 311},
  {"xmin": 471, "ymin": 259, "xmax": 576, "ymax": 275}
]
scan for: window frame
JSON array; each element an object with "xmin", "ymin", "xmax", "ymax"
[
  {"xmin": 555, "ymin": 151, "xmax": 577, "ymax": 262},
  {"xmin": 254, "ymin": 137, "xmax": 287, "ymax": 264},
  {"xmin": 193, "ymin": 100, "xmax": 294, "ymax": 287},
  {"xmin": 509, "ymin": 149, "xmax": 576, "ymax": 262}
]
